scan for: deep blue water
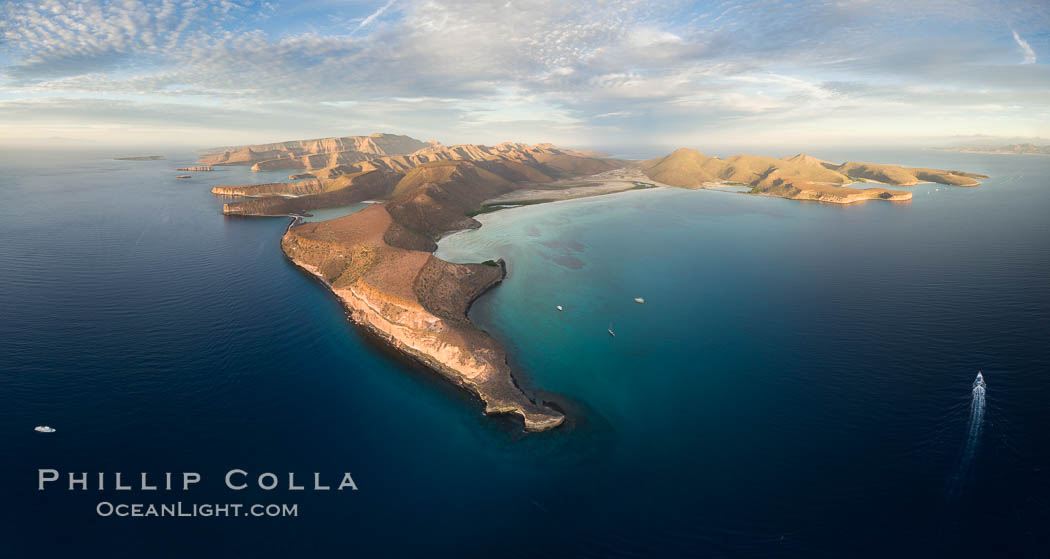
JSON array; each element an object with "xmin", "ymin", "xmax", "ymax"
[{"xmin": 2, "ymin": 148, "xmax": 1048, "ymax": 557}]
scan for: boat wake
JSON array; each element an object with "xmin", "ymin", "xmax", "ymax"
[{"xmin": 946, "ymin": 372, "xmax": 986, "ymax": 498}]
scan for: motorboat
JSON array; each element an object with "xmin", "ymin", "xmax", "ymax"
[{"xmin": 34, "ymin": 426, "xmax": 56, "ymax": 433}]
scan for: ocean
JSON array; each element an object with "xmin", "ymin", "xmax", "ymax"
[{"xmin": 1, "ymin": 147, "xmax": 1048, "ymax": 557}]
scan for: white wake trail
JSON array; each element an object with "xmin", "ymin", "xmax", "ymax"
[
  {"xmin": 962, "ymin": 384, "xmax": 986, "ymax": 463},
  {"xmin": 947, "ymin": 380, "xmax": 986, "ymax": 497}
]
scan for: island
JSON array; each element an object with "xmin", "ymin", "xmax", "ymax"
[
  {"xmin": 643, "ymin": 149, "xmax": 986, "ymax": 203},
  {"xmin": 932, "ymin": 143, "xmax": 1050, "ymax": 156},
  {"xmin": 206, "ymin": 134, "xmax": 986, "ymax": 431},
  {"xmin": 115, "ymin": 155, "xmax": 165, "ymax": 161}
]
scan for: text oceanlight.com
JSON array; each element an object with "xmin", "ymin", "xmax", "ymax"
[{"xmin": 96, "ymin": 502, "xmax": 299, "ymax": 518}]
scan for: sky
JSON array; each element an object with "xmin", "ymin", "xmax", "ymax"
[{"xmin": 0, "ymin": 0, "xmax": 1048, "ymax": 149}]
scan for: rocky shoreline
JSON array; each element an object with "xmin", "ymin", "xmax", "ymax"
[{"xmin": 281, "ymin": 206, "xmax": 565, "ymax": 431}]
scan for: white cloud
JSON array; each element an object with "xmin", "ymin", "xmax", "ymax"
[
  {"xmin": 1012, "ymin": 30, "xmax": 1037, "ymax": 64},
  {"xmin": 354, "ymin": 0, "xmax": 397, "ymax": 32},
  {"xmin": 594, "ymin": 111, "xmax": 634, "ymax": 119}
]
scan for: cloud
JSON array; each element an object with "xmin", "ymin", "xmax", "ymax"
[
  {"xmin": 1012, "ymin": 30, "xmax": 1037, "ymax": 64},
  {"xmin": 1, "ymin": 0, "xmax": 1050, "ymax": 147},
  {"xmin": 355, "ymin": 0, "xmax": 397, "ymax": 32},
  {"xmin": 594, "ymin": 111, "xmax": 634, "ymax": 119},
  {"xmin": 0, "ymin": 0, "xmax": 266, "ymax": 80}
]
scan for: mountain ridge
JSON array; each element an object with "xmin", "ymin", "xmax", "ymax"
[{"xmin": 198, "ymin": 133, "xmax": 429, "ymax": 170}]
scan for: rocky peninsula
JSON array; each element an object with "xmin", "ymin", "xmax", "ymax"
[
  {"xmin": 216, "ymin": 141, "xmax": 618, "ymax": 431},
  {"xmin": 283, "ymin": 204, "xmax": 565, "ymax": 431},
  {"xmin": 208, "ymin": 135, "xmax": 986, "ymax": 431}
]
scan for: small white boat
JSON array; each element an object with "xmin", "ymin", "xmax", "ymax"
[
  {"xmin": 34, "ymin": 426, "xmax": 56, "ymax": 433},
  {"xmin": 608, "ymin": 324, "xmax": 616, "ymax": 337},
  {"xmin": 556, "ymin": 305, "xmax": 564, "ymax": 311},
  {"xmin": 974, "ymin": 371, "xmax": 985, "ymax": 388},
  {"xmin": 634, "ymin": 297, "xmax": 645, "ymax": 304}
]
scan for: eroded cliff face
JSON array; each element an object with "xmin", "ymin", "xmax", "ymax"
[
  {"xmin": 281, "ymin": 205, "xmax": 564, "ymax": 431},
  {"xmin": 212, "ymin": 179, "xmax": 328, "ymax": 197},
  {"xmin": 218, "ymin": 170, "xmax": 403, "ymax": 217}
]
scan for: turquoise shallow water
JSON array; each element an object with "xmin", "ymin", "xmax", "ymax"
[
  {"xmin": 438, "ymin": 150, "xmax": 1050, "ymax": 554},
  {"xmin": 2, "ymin": 148, "xmax": 1049, "ymax": 557}
]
